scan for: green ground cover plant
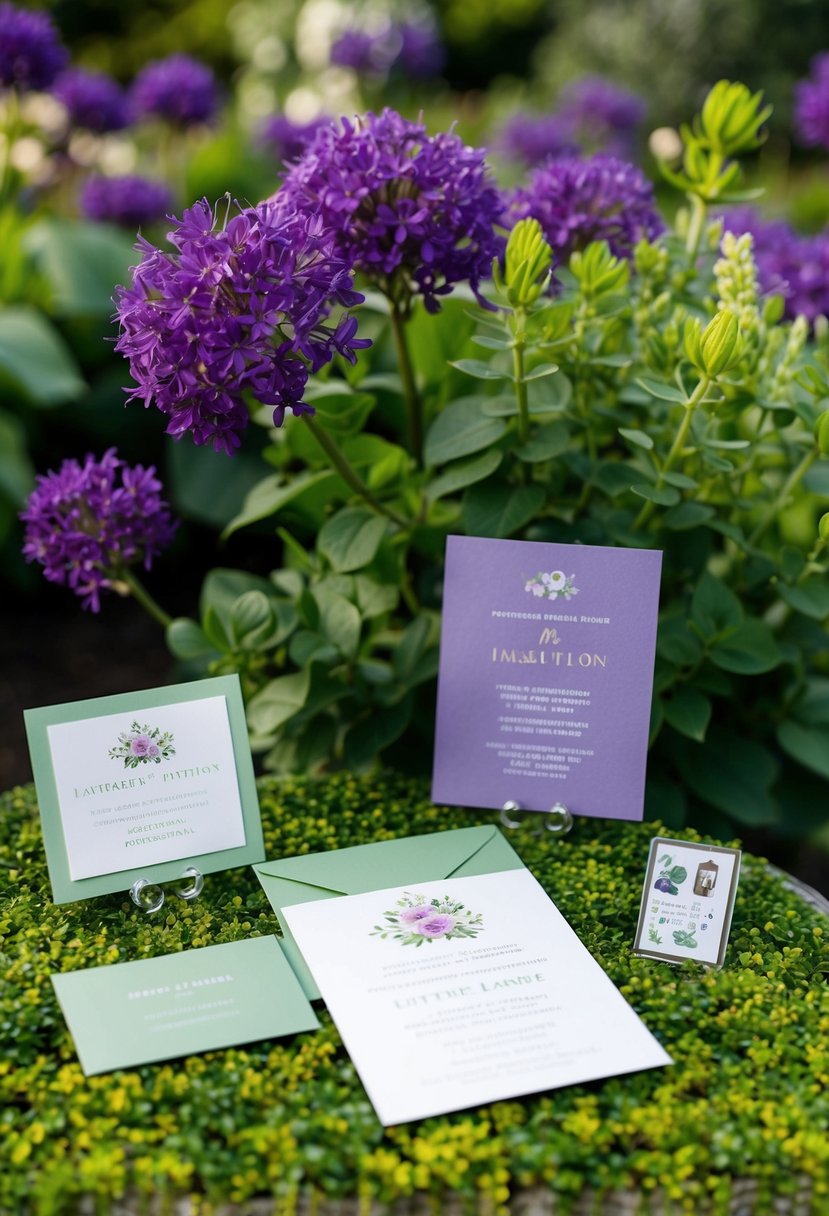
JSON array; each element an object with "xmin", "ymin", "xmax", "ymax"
[{"xmin": 1, "ymin": 772, "xmax": 828, "ymax": 1215}]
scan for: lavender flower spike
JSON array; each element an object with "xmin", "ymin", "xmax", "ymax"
[
  {"xmin": 795, "ymin": 53, "xmax": 829, "ymax": 151},
  {"xmin": 277, "ymin": 109, "xmax": 504, "ymax": 315},
  {"xmin": 511, "ymin": 153, "xmax": 663, "ymax": 269},
  {"xmin": 0, "ymin": 2, "xmax": 67, "ymax": 93},
  {"xmin": 130, "ymin": 53, "xmax": 218, "ymax": 126},
  {"xmin": 115, "ymin": 198, "xmax": 369, "ymax": 451},
  {"xmin": 21, "ymin": 449, "xmax": 177, "ymax": 613}
]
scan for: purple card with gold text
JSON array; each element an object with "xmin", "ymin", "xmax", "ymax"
[{"xmin": 432, "ymin": 537, "xmax": 662, "ymax": 821}]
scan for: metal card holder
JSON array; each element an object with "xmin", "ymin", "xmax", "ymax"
[
  {"xmin": 128, "ymin": 865, "xmax": 204, "ymax": 915},
  {"xmin": 500, "ymin": 800, "xmax": 574, "ymax": 835}
]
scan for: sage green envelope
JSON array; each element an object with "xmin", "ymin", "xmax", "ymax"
[{"xmin": 253, "ymin": 825, "xmax": 525, "ymax": 1000}]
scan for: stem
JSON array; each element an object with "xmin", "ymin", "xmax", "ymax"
[
  {"xmin": 304, "ymin": 415, "xmax": 410, "ymax": 528},
  {"xmin": 632, "ymin": 374, "xmax": 711, "ymax": 531},
  {"xmin": 685, "ymin": 193, "xmax": 708, "ymax": 263},
  {"xmin": 116, "ymin": 566, "xmax": 173, "ymax": 629},
  {"xmin": 389, "ymin": 301, "xmax": 423, "ymax": 461},
  {"xmin": 747, "ymin": 446, "xmax": 818, "ymax": 548},
  {"xmin": 512, "ymin": 310, "xmax": 530, "ymax": 445},
  {"xmin": 0, "ymin": 89, "xmax": 22, "ymax": 207}
]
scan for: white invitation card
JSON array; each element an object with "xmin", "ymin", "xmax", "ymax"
[{"xmin": 283, "ymin": 869, "xmax": 672, "ymax": 1125}]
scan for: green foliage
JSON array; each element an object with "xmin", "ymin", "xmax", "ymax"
[{"xmin": 1, "ymin": 773, "xmax": 828, "ymax": 1214}]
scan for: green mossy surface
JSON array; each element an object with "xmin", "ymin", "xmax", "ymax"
[{"xmin": 1, "ymin": 772, "xmax": 828, "ymax": 1215}]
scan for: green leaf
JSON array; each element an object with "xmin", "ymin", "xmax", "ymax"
[
  {"xmin": 304, "ymin": 384, "xmax": 375, "ymax": 436},
  {"xmin": 662, "ymin": 686, "xmax": 712, "ymax": 742},
  {"xmin": 777, "ymin": 721, "xmax": 829, "ymax": 780},
  {"xmin": 523, "ymin": 362, "xmax": 559, "ymax": 381},
  {"xmin": 344, "ymin": 696, "xmax": 413, "ymax": 768},
  {"xmin": 222, "ymin": 470, "xmax": 337, "ymax": 538},
  {"xmin": 662, "ymin": 502, "xmax": 716, "ymax": 530},
  {"xmin": 657, "ymin": 617, "xmax": 704, "ymax": 666},
  {"xmin": 318, "ymin": 507, "xmax": 387, "ymax": 573},
  {"xmin": 354, "ymin": 575, "xmax": 399, "ymax": 618},
  {"xmin": 449, "ymin": 358, "xmax": 508, "ymax": 380},
  {"xmin": 669, "ymin": 866, "xmax": 688, "ymax": 884},
  {"xmin": 24, "ymin": 218, "xmax": 137, "ymax": 316},
  {"xmin": 778, "ymin": 579, "xmax": 829, "ymax": 621},
  {"xmin": 636, "ymin": 377, "xmax": 687, "ymax": 404},
  {"xmin": 424, "ymin": 398, "xmax": 507, "ymax": 465},
  {"xmin": 710, "ymin": 618, "xmax": 782, "ymax": 674},
  {"xmin": 675, "ymin": 733, "xmax": 779, "ymax": 826},
  {"xmin": 200, "ymin": 568, "xmax": 277, "ymax": 623},
  {"xmin": 425, "ymin": 448, "xmax": 503, "ymax": 502},
  {"xmin": 165, "ymin": 618, "xmax": 222, "ymax": 662},
  {"xmin": 661, "ymin": 471, "xmax": 699, "ymax": 490},
  {"xmin": 691, "ymin": 572, "xmax": 742, "ymax": 636},
  {"xmin": 630, "ymin": 484, "xmax": 681, "ymax": 507},
  {"xmin": 170, "ymin": 441, "xmax": 268, "ymax": 531},
  {"xmin": 230, "ymin": 590, "xmax": 275, "ymax": 647},
  {"xmin": 313, "ymin": 588, "xmax": 362, "ymax": 658},
  {"xmin": 618, "ymin": 427, "xmax": 654, "ymax": 451},
  {"xmin": 246, "ymin": 670, "xmax": 311, "ymax": 737},
  {"xmin": 0, "ymin": 410, "xmax": 34, "ymax": 503},
  {"xmin": 393, "ymin": 615, "xmax": 433, "ymax": 681},
  {"xmin": 515, "ymin": 422, "xmax": 571, "ymax": 462},
  {"xmin": 0, "ymin": 306, "xmax": 85, "ymax": 406},
  {"xmin": 462, "ymin": 481, "xmax": 545, "ymax": 538}
]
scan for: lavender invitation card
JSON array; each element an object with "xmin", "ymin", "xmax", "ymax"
[{"xmin": 432, "ymin": 537, "xmax": 662, "ymax": 821}]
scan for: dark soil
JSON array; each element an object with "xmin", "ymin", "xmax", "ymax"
[{"xmin": 3, "ymin": 583, "xmax": 829, "ymax": 898}]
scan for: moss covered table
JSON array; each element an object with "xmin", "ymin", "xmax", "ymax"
[{"xmin": 2, "ymin": 773, "xmax": 828, "ymax": 1216}]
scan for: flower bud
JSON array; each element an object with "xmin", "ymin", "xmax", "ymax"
[
  {"xmin": 691, "ymin": 80, "xmax": 772, "ymax": 157},
  {"xmin": 684, "ymin": 310, "xmax": 742, "ymax": 377},
  {"xmin": 496, "ymin": 218, "xmax": 552, "ymax": 307},
  {"xmin": 815, "ymin": 411, "xmax": 829, "ymax": 456},
  {"xmin": 569, "ymin": 240, "xmax": 629, "ymax": 299},
  {"xmin": 819, "ymin": 513, "xmax": 829, "ymax": 542}
]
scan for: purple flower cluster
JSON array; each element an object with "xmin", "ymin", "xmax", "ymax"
[
  {"xmin": 795, "ymin": 53, "xmax": 829, "ymax": 151},
  {"xmin": 330, "ymin": 20, "xmax": 444, "ymax": 78},
  {"xmin": 259, "ymin": 113, "xmax": 333, "ymax": 165},
  {"xmin": 497, "ymin": 112, "xmax": 577, "ymax": 167},
  {"xmin": 499, "ymin": 76, "xmax": 646, "ymax": 166},
  {"xmin": 720, "ymin": 206, "xmax": 829, "ymax": 326},
  {"xmin": 20, "ymin": 449, "xmax": 176, "ymax": 612},
  {"xmin": 511, "ymin": 154, "xmax": 663, "ymax": 267},
  {"xmin": 129, "ymin": 53, "xmax": 218, "ymax": 126},
  {"xmin": 80, "ymin": 174, "xmax": 173, "ymax": 228},
  {"xmin": 559, "ymin": 75, "xmax": 647, "ymax": 157},
  {"xmin": 0, "ymin": 2, "xmax": 67, "ymax": 93},
  {"xmin": 115, "ymin": 198, "xmax": 368, "ymax": 452},
  {"xmin": 54, "ymin": 67, "xmax": 129, "ymax": 133},
  {"xmin": 277, "ymin": 110, "xmax": 504, "ymax": 314}
]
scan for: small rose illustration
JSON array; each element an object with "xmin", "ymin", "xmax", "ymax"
[
  {"xmin": 130, "ymin": 735, "xmax": 152, "ymax": 757},
  {"xmin": 371, "ymin": 893, "xmax": 483, "ymax": 947}
]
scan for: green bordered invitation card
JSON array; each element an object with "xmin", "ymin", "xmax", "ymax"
[
  {"xmin": 51, "ymin": 936, "xmax": 320, "ymax": 1075},
  {"xmin": 25, "ymin": 674, "xmax": 264, "ymax": 904}
]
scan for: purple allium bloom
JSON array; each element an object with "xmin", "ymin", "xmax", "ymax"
[
  {"xmin": 53, "ymin": 67, "xmax": 129, "ymax": 133},
  {"xmin": 130, "ymin": 53, "xmax": 218, "ymax": 126},
  {"xmin": 20, "ymin": 449, "xmax": 177, "ymax": 612},
  {"xmin": 276, "ymin": 109, "xmax": 504, "ymax": 315},
  {"xmin": 330, "ymin": 29, "xmax": 382, "ymax": 73},
  {"xmin": 511, "ymin": 154, "xmax": 663, "ymax": 268},
  {"xmin": 416, "ymin": 914, "xmax": 455, "ymax": 938},
  {"xmin": 394, "ymin": 22, "xmax": 445, "ymax": 78},
  {"xmin": 794, "ymin": 53, "xmax": 829, "ymax": 151},
  {"xmin": 80, "ymin": 174, "xmax": 173, "ymax": 229},
  {"xmin": 0, "ymin": 2, "xmax": 67, "ymax": 93},
  {"xmin": 259, "ymin": 113, "xmax": 333, "ymax": 165},
  {"xmin": 115, "ymin": 198, "xmax": 369, "ymax": 451},
  {"xmin": 721, "ymin": 206, "xmax": 829, "ymax": 326},
  {"xmin": 559, "ymin": 76, "xmax": 647, "ymax": 156},
  {"xmin": 497, "ymin": 112, "xmax": 578, "ymax": 166},
  {"xmin": 399, "ymin": 905, "xmax": 433, "ymax": 924}
]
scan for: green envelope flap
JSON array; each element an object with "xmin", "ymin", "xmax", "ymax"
[{"xmin": 253, "ymin": 825, "xmax": 525, "ymax": 1002}]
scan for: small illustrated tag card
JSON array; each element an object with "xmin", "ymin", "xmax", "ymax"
[
  {"xmin": 25, "ymin": 674, "xmax": 264, "ymax": 904},
  {"xmin": 433, "ymin": 536, "xmax": 662, "ymax": 820},
  {"xmin": 51, "ymin": 936, "xmax": 320, "ymax": 1076},
  {"xmin": 632, "ymin": 837, "xmax": 741, "ymax": 967}
]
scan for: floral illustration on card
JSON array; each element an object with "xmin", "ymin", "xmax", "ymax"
[
  {"xmin": 524, "ymin": 570, "xmax": 578, "ymax": 601},
  {"xmin": 371, "ymin": 892, "xmax": 484, "ymax": 947},
  {"xmin": 109, "ymin": 721, "xmax": 175, "ymax": 768},
  {"xmin": 653, "ymin": 852, "xmax": 688, "ymax": 895}
]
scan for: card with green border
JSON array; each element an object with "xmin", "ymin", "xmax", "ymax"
[
  {"xmin": 24, "ymin": 675, "xmax": 265, "ymax": 904},
  {"xmin": 51, "ymin": 936, "xmax": 320, "ymax": 1075}
]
